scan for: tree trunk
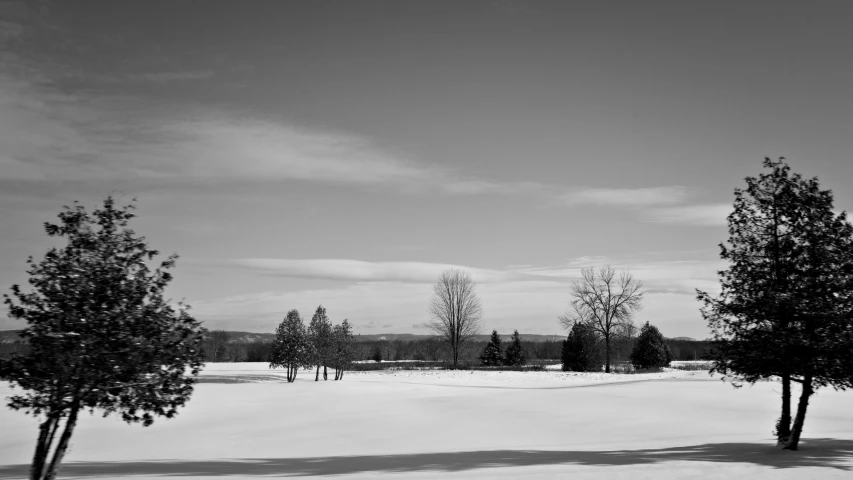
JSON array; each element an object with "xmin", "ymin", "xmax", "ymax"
[
  {"xmin": 777, "ymin": 371, "xmax": 792, "ymax": 445},
  {"xmin": 323, "ymin": 365, "xmax": 328, "ymax": 381},
  {"xmin": 604, "ymin": 335, "xmax": 611, "ymax": 373},
  {"xmin": 315, "ymin": 365, "xmax": 320, "ymax": 381},
  {"xmin": 43, "ymin": 402, "xmax": 80, "ymax": 480},
  {"xmin": 31, "ymin": 415, "xmax": 59, "ymax": 480},
  {"xmin": 784, "ymin": 374, "xmax": 813, "ymax": 451}
]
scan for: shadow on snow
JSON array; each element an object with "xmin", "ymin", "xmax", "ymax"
[{"xmin": 1, "ymin": 438, "xmax": 851, "ymax": 478}]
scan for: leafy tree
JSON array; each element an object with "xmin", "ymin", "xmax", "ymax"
[
  {"xmin": 698, "ymin": 158, "xmax": 853, "ymax": 449},
  {"xmin": 504, "ymin": 330, "xmax": 527, "ymax": 366},
  {"xmin": 630, "ymin": 322, "xmax": 672, "ymax": 370},
  {"xmin": 478, "ymin": 330, "xmax": 504, "ymax": 366},
  {"xmin": 330, "ymin": 319, "xmax": 356, "ymax": 380},
  {"xmin": 0, "ymin": 197, "xmax": 204, "ymax": 480},
  {"xmin": 306, "ymin": 305, "xmax": 333, "ymax": 381},
  {"xmin": 561, "ymin": 322, "xmax": 602, "ymax": 372},
  {"xmin": 269, "ymin": 310, "xmax": 309, "ymax": 382}
]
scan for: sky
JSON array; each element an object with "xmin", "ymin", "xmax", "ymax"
[{"xmin": 1, "ymin": 0, "xmax": 852, "ymax": 338}]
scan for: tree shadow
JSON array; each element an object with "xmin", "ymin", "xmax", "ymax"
[{"xmin": 1, "ymin": 438, "xmax": 851, "ymax": 478}]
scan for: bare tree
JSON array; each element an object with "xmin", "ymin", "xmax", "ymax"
[
  {"xmin": 428, "ymin": 269, "xmax": 483, "ymax": 369},
  {"xmin": 559, "ymin": 266, "xmax": 644, "ymax": 373}
]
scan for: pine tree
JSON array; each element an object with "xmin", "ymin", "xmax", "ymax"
[
  {"xmin": 698, "ymin": 158, "xmax": 853, "ymax": 449},
  {"xmin": 630, "ymin": 322, "xmax": 671, "ymax": 370},
  {"xmin": 478, "ymin": 330, "xmax": 504, "ymax": 366},
  {"xmin": 330, "ymin": 319, "xmax": 356, "ymax": 380},
  {"xmin": 306, "ymin": 305, "xmax": 333, "ymax": 381},
  {"xmin": 269, "ymin": 310, "xmax": 309, "ymax": 382},
  {"xmin": 0, "ymin": 197, "xmax": 204, "ymax": 480},
  {"xmin": 561, "ymin": 322, "xmax": 602, "ymax": 372},
  {"xmin": 504, "ymin": 330, "xmax": 527, "ymax": 366}
]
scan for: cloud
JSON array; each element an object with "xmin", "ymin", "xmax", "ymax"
[
  {"xmin": 412, "ymin": 322, "xmax": 431, "ymax": 329},
  {"xmin": 643, "ymin": 204, "xmax": 731, "ymax": 226},
  {"xmin": 559, "ymin": 186, "xmax": 690, "ymax": 207},
  {"xmin": 227, "ymin": 258, "xmax": 544, "ymax": 284}
]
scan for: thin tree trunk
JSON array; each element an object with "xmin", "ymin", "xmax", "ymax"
[
  {"xmin": 784, "ymin": 374, "xmax": 813, "ymax": 451},
  {"xmin": 315, "ymin": 364, "xmax": 320, "ymax": 381},
  {"xmin": 43, "ymin": 402, "xmax": 80, "ymax": 480},
  {"xmin": 323, "ymin": 365, "xmax": 328, "ymax": 381},
  {"xmin": 778, "ymin": 371, "xmax": 792, "ymax": 445},
  {"xmin": 31, "ymin": 415, "xmax": 59, "ymax": 480},
  {"xmin": 604, "ymin": 335, "xmax": 611, "ymax": 373}
]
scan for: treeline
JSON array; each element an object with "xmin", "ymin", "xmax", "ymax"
[{"xmin": 192, "ymin": 330, "xmax": 710, "ymax": 365}]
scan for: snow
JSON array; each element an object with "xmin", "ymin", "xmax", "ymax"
[{"xmin": 1, "ymin": 362, "xmax": 852, "ymax": 479}]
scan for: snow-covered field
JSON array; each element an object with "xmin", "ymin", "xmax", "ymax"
[{"xmin": 2, "ymin": 363, "xmax": 852, "ymax": 479}]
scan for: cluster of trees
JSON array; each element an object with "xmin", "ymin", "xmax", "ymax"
[
  {"xmin": 362, "ymin": 336, "xmax": 562, "ymax": 364},
  {"xmin": 699, "ymin": 158, "xmax": 853, "ymax": 450},
  {"xmin": 268, "ymin": 306, "xmax": 356, "ymax": 382},
  {"xmin": 560, "ymin": 320, "xmax": 672, "ymax": 372},
  {"xmin": 478, "ymin": 330, "xmax": 527, "ymax": 366}
]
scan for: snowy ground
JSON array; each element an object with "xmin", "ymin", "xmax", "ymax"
[{"xmin": 1, "ymin": 363, "xmax": 852, "ymax": 479}]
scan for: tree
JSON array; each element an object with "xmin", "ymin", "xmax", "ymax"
[
  {"xmin": 559, "ymin": 266, "xmax": 644, "ymax": 373},
  {"xmin": 698, "ymin": 158, "xmax": 853, "ymax": 449},
  {"xmin": 306, "ymin": 305, "xmax": 333, "ymax": 381},
  {"xmin": 561, "ymin": 322, "xmax": 602, "ymax": 372},
  {"xmin": 630, "ymin": 322, "xmax": 672, "ymax": 370},
  {"xmin": 428, "ymin": 269, "xmax": 483, "ymax": 369},
  {"xmin": 478, "ymin": 330, "xmax": 504, "ymax": 366},
  {"xmin": 504, "ymin": 330, "xmax": 527, "ymax": 366},
  {"xmin": 331, "ymin": 319, "xmax": 356, "ymax": 380},
  {"xmin": 0, "ymin": 197, "xmax": 204, "ymax": 480},
  {"xmin": 269, "ymin": 310, "xmax": 309, "ymax": 382}
]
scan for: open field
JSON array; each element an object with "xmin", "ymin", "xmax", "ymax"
[{"xmin": 2, "ymin": 363, "xmax": 852, "ymax": 479}]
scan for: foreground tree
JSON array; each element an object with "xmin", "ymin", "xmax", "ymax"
[
  {"xmin": 504, "ymin": 330, "xmax": 527, "ymax": 366},
  {"xmin": 0, "ymin": 197, "xmax": 204, "ymax": 480},
  {"xmin": 478, "ymin": 330, "xmax": 504, "ymax": 366},
  {"xmin": 559, "ymin": 266, "xmax": 644, "ymax": 372},
  {"xmin": 561, "ymin": 322, "xmax": 602, "ymax": 372},
  {"xmin": 630, "ymin": 322, "xmax": 672, "ymax": 370},
  {"xmin": 698, "ymin": 158, "xmax": 853, "ymax": 449},
  {"xmin": 306, "ymin": 305, "xmax": 333, "ymax": 381},
  {"xmin": 269, "ymin": 310, "xmax": 309, "ymax": 382},
  {"xmin": 428, "ymin": 269, "xmax": 483, "ymax": 369}
]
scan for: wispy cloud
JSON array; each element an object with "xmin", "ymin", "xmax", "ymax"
[
  {"xmin": 227, "ymin": 258, "xmax": 548, "ymax": 284},
  {"xmin": 643, "ymin": 204, "xmax": 731, "ymax": 226},
  {"xmin": 558, "ymin": 186, "xmax": 690, "ymax": 207}
]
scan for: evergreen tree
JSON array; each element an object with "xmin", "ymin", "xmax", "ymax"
[
  {"xmin": 698, "ymin": 158, "xmax": 853, "ymax": 449},
  {"xmin": 306, "ymin": 305, "xmax": 333, "ymax": 381},
  {"xmin": 0, "ymin": 197, "xmax": 204, "ymax": 480},
  {"xmin": 630, "ymin": 322, "xmax": 672, "ymax": 370},
  {"xmin": 561, "ymin": 322, "xmax": 602, "ymax": 372},
  {"xmin": 504, "ymin": 330, "xmax": 527, "ymax": 366},
  {"xmin": 478, "ymin": 330, "xmax": 504, "ymax": 366},
  {"xmin": 330, "ymin": 319, "xmax": 356, "ymax": 380},
  {"xmin": 268, "ymin": 310, "xmax": 309, "ymax": 382}
]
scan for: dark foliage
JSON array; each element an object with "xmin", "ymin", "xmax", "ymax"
[
  {"xmin": 503, "ymin": 330, "xmax": 527, "ymax": 366},
  {"xmin": 478, "ymin": 330, "xmax": 504, "ymax": 366},
  {"xmin": 561, "ymin": 323, "xmax": 603, "ymax": 372},
  {"xmin": 630, "ymin": 322, "xmax": 672, "ymax": 370},
  {"xmin": 0, "ymin": 197, "xmax": 204, "ymax": 480},
  {"xmin": 698, "ymin": 158, "xmax": 853, "ymax": 450}
]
